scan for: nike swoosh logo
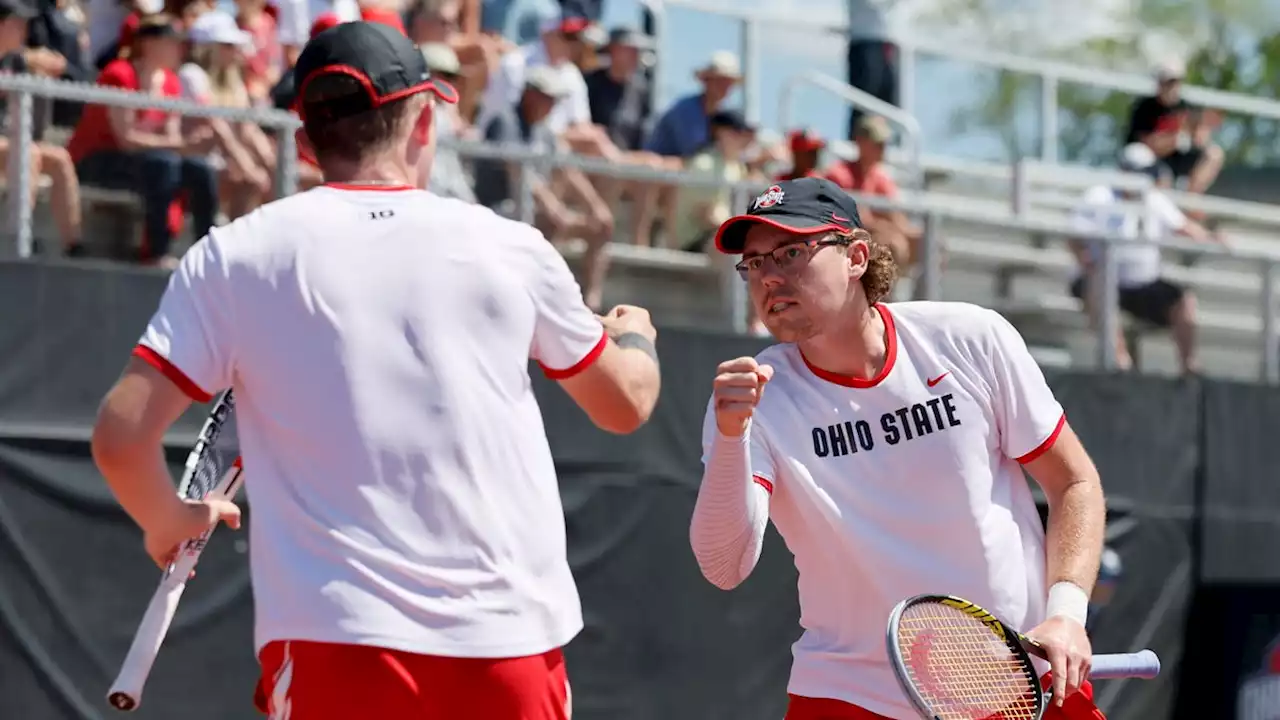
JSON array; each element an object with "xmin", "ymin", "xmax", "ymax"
[{"xmin": 927, "ymin": 372, "xmax": 949, "ymax": 388}]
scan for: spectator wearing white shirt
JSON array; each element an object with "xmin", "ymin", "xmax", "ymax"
[
  {"xmin": 1068, "ymin": 143, "xmax": 1223, "ymax": 374},
  {"xmin": 477, "ymin": 11, "xmax": 604, "ymax": 154}
]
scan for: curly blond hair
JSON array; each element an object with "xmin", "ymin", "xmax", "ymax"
[{"xmin": 832, "ymin": 228, "xmax": 897, "ymax": 305}]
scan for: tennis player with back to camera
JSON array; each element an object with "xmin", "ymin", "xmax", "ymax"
[
  {"xmin": 91, "ymin": 21, "xmax": 661, "ymax": 720},
  {"xmin": 690, "ymin": 177, "xmax": 1108, "ymax": 719}
]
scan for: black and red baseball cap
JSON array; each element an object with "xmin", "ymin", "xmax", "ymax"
[
  {"xmin": 713, "ymin": 177, "xmax": 863, "ymax": 253},
  {"xmin": 294, "ymin": 20, "xmax": 457, "ymax": 121}
]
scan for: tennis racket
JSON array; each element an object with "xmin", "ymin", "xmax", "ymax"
[
  {"xmin": 106, "ymin": 390, "xmax": 244, "ymax": 712},
  {"xmin": 886, "ymin": 594, "xmax": 1161, "ymax": 720}
]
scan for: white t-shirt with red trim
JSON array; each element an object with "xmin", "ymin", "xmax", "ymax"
[
  {"xmin": 700, "ymin": 301, "xmax": 1064, "ymax": 718},
  {"xmin": 135, "ymin": 184, "xmax": 605, "ymax": 659}
]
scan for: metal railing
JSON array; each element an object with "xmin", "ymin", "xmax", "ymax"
[
  {"xmin": 779, "ymin": 71, "xmax": 924, "ymax": 188},
  {"xmin": 4, "ymin": 75, "xmax": 1277, "ymax": 383},
  {"xmin": 445, "ymin": 140, "xmax": 1280, "ymax": 382},
  {"xmin": 651, "ymin": 0, "xmax": 1280, "ymax": 163},
  {"xmin": 0, "ymin": 73, "xmax": 301, "ymax": 258}
]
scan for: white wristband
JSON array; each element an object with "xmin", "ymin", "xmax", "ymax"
[{"xmin": 1046, "ymin": 582, "xmax": 1090, "ymax": 627}]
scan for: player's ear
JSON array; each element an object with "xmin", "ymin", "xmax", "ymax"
[
  {"xmin": 410, "ymin": 99, "xmax": 436, "ymax": 145},
  {"xmin": 295, "ymin": 128, "xmax": 317, "ymax": 167},
  {"xmin": 846, "ymin": 230, "xmax": 870, "ymax": 280}
]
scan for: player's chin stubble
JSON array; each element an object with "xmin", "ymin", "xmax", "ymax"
[{"xmin": 762, "ymin": 310, "xmax": 817, "ymax": 343}]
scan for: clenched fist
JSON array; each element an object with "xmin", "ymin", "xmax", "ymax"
[{"xmin": 713, "ymin": 357, "xmax": 774, "ymax": 437}]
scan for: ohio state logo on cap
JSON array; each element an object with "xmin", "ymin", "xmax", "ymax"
[{"xmin": 753, "ymin": 185, "xmax": 785, "ymax": 210}]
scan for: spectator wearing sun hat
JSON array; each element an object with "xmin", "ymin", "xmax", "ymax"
[
  {"xmin": 644, "ymin": 49, "xmax": 741, "ymax": 160},
  {"xmin": 826, "ymin": 115, "xmax": 921, "ymax": 270},
  {"xmin": 180, "ymin": 8, "xmax": 276, "ymax": 219},
  {"xmin": 584, "ymin": 26, "xmax": 651, "ymax": 152}
]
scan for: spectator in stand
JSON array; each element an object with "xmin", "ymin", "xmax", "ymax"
[
  {"xmin": 644, "ymin": 50, "xmax": 739, "ymax": 161},
  {"xmin": 417, "ymin": 42, "xmax": 476, "ymax": 202},
  {"xmin": 776, "ymin": 128, "xmax": 825, "ymax": 180},
  {"xmin": 826, "ymin": 115, "xmax": 919, "ymax": 269},
  {"xmin": 585, "ymin": 26, "xmax": 648, "ymax": 153},
  {"xmin": 265, "ymin": 12, "xmax": 335, "ymax": 191},
  {"xmin": 28, "ymin": 0, "xmax": 95, "ymax": 128},
  {"xmin": 669, "ymin": 110, "xmax": 753, "ymax": 253},
  {"xmin": 1125, "ymin": 58, "xmax": 1224, "ymax": 196},
  {"xmin": 478, "ymin": 11, "xmax": 604, "ymax": 154},
  {"xmin": 234, "ymin": 0, "xmax": 281, "ymax": 101},
  {"xmin": 406, "ymin": 0, "xmax": 502, "ymax": 122},
  {"xmin": 180, "ymin": 8, "xmax": 276, "ymax": 217},
  {"xmin": 0, "ymin": 0, "xmax": 83, "ymax": 255},
  {"xmin": 844, "ymin": 0, "xmax": 900, "ymax": 138},
  {"xmin": 67, "ymin": 13, "xmax": 217, "ymax": 268},
  {"xmin": 585, "ymin": 26, "xmax": 663, "ymax": 246},
  {"xmin": 1068, "ymin": 143, "xmax": 1224, "ymax": 375},
  {"xmin": 474, "ymin": 65, "xmax": 613, "ymax": 309}
]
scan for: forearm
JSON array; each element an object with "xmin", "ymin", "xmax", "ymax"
[
  {"xmin": 120, "ymin": 131, "xmax": 186, "ymax": 152},
  {"xmin": 1044, "ymin": 477, "xmax": 1106, "ymax": 596},
  {"xmin": 92, "ymin": 435, "xmax": 184, "ymax": 533},
  {"xmin": 690, "ymin": 428, "xmax": 770, "ymax": 590},
  {"xmin": 606, "ymin": 329, "xmax": 661, "ymax": 425},
  {"xmin": 566, "ymin": 170, "xmax": 607, "ymax": 214}
]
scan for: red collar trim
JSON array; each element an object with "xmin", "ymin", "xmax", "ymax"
[
  {"xmin": 323, "ymin": 183, "xmax": 416, "ymax": 192},
  {"xmin": 799, "ymin": 304, "xmax": 897, "ymax": 389}
]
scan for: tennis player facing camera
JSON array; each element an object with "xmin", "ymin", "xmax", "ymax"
[
  {"xmin": 91, "ymin": 21, "xmax": 661, "ymax": 720},
  {"xmin": 690, "ymin": 177, "xmax": 1107, "ymax": 719}
]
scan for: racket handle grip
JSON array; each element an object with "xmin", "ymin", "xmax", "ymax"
[
  {"xmin": 1090, "ymin": 649, "xmax": 1161, "ymax": 680},
  {"xmin": 106, "ymin": 570, "xmax": 190, "ymax": 711}
]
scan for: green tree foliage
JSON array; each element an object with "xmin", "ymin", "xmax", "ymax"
[{"xmin": 937, "ymin": 0, "xmax": 1280, "ymax": 166}]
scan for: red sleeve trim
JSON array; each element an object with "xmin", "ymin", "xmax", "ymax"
[
  {"xmin": 752, "ymin": 475, "xmax": 774, "ymax": 495},
  {"xmin": 539, "ymin": 327, "xmax": 608, "ymax": 380},
  {"xmin": 1017, "ymin": 413, "xmax": 1067, "ymax": 465},
  {"xmin": 131, "ymin": 345, "xmax": 215, "ymax": 403}
]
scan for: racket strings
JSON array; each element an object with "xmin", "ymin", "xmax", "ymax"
[{"xmin": 895, "ymin": 603, "xmax": 1039, "ymax": 720}]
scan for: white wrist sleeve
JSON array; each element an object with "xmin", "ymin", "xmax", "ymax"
[{"xmin": 1046, "ymin": 581, "xmax": 1090, "ymax": 626}]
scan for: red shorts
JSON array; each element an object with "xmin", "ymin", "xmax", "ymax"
[
  {"xmin": 254, "ymin": 640, "xmax": 571, "ymax": 719},
  {"xmin": 784, "ymin": 678, "xmax": 1104, "ymax": 720}
]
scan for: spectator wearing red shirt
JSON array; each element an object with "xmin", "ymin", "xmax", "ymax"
[
  {"xmin": 826, "ymin": 115, "xmax": 920, "ymax": 269},
  {"xmin": 777, "ymin": 128, "xmax": 825, "ymax": 181},
  {"xmin": 67, "ymin": 13, "xmax": 217, "ymax": 267}
]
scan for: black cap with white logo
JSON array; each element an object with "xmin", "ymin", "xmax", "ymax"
[
  {"xmin": 294, "ymin": 21, "xmax": 458, "ymax": 120},
  {"xmin": 713, "ymin": 177, "xmax": 863, "ymax": 254}
]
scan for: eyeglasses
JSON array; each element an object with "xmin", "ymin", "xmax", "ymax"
[{"xmin": 734, "ymin": 237, "xmax": 850, "ymax": 281}]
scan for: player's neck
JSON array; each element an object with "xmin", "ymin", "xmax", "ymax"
[
  {"xmin": 797, "ymin": 303, "xmax": 887, "ymax": 381},
  {"xmin": 322, "ymin": 157, "xmax": 416, "ymax": 188}
]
